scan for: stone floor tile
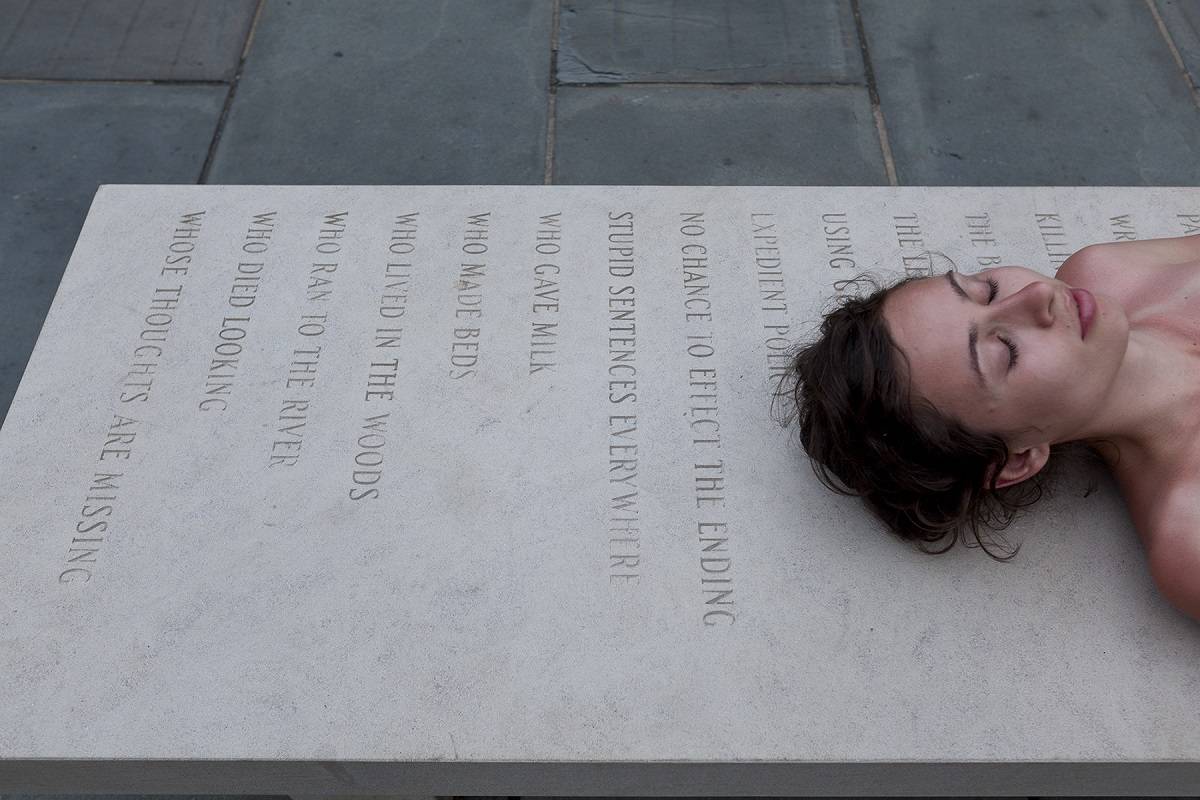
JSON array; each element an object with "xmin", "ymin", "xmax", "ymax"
[
  {"xmin": 0, "ymin": 0, "xmax": 257, "ymax": 81},
  {"xmin": 553, "ymin": 84, "xmax": 887, "ymax": 184},
  {"xmin": 291, "ymin": 795, "xmax": 438, "ymax": 800},
  {"xmin": 207, "ymin": 0, "xmax": 551, "ymax": 184},
  {"xmin": 861, "ymin": 0, "xmax": 1200, "ymax": 185},
  {"xmin": 557, "ymin": 0, "xmax": 863, "ymax": 84},
  {"xmin": 1, "ymin": 796, "xmax": 291, "ymax": 800},
  {"xmin": 1156, "ymin": 0, "xmax": 1200, "ymax": 87},
  {"xmin": 0, "ymin": 83, "xmax": 225, "ymax": 430}
]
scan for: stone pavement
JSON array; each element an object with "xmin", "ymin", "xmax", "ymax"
[
  {"xmin": 1, "ymin": 1, "xmax": 1199, "ymax": 799},
  {"xmin": 3, "ymin": 0, "xmax": 1200, "ymax": 430}
]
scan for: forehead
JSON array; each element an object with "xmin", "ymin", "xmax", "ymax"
[
  {"xmin": 890, "ymin": 272, "xmax": 949, "ymax": 313},
  {"xmin": 883, "ymin": 272, "xmax": 950, "ymax": 328},
  {"xmin": 883, "ymin": 273, "xmax": 991, "ymax": 405}
]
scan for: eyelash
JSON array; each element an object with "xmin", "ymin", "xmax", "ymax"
[{"xmin": 984, "ymin": 276, "xmax": 1020, "ymax": 368}]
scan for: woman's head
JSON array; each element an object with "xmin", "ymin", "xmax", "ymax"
[
  {"xmin": 883, "ymin": 265, "xmax": 1128, "ymax": 477},
  {"xmin": 777, "ymin": 266, "xmax": 1116, "ymax": 562}
]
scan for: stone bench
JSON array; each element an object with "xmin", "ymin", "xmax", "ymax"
[{"xmin": 1, "ymin": 185, "xmax": 1198, "ymax": 796}]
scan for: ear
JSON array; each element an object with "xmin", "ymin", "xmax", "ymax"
[{"xmin": 987, "ymin": 442, "xmax": 1051, "ymax": 489}]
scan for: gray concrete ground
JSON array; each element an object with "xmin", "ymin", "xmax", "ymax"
[{"xmin": 1, "ymin": 0, "xmax": 1200, "ymax": 798}]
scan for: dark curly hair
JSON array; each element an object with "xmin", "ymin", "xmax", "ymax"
[{"xmin": 774, "ymin": 271, "xmax": 1108, "ymax": 562}]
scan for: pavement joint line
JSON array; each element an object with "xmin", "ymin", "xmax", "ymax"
[
  {"xmin": 0, "ymin": 77, "xmax": 228, "ymax": 86},
  {"xmin": 850, "ymin": 0, "xmax": 898, "ymax": 186},
  {"xmin": 199, "ymin": 0, "xmax": 266, "ymax": 184},
  {"xmin": 238, "ymin": 0, "xmax": 267, "ymax": 64},
  {"xmin": 553, "ymin": 80, "xmax": 866, "ymax": 89},
  {"xmin": 544, "ymin": 0, "xmax": 562, "ymax": 185},
  {"xmin": 871, "ymin": 103, "xmax": 898, "ymax": 186},
  {"xmin": 1145, "ymin": 0, "xmax": 1200, "ymax": 112}
]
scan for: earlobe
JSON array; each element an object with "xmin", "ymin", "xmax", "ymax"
[{"xmin": 990, "ymin": 443, "xmax": 1051, "ymax": 489}]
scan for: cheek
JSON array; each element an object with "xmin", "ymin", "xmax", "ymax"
[
  {"xmin": 1016, "ymin": 351, "xmax": 1071, "ymax": 400},
  {"xmin": 1040, "ymin": 351, "xmax": 1097, "ymax": 403}
]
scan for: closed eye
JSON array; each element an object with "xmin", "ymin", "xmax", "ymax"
[
  {"xmin": 1000, "ymin": 336, "xmax": 1019, "ymax": 367},
  {"xmin": 984, "ymin": 276, "xmax": 1018, "ymax": 368}
]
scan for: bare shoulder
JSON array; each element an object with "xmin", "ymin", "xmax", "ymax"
[
  {"xmin": 1144, "ymin": 482, "xmax": 1200, "ymax": 624},
  {"xmin": 1055, "ymin": 233, "xmax": 1200, "ymax": 293}
]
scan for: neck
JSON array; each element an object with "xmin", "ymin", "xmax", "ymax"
[{"xmin": 1071, "ymin": 327, "xmax": 1199, "ymax": 472}]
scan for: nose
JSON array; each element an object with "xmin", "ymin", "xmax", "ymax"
[{"xmin": 993, "ymin": 279, "xmax": 1056, "ymax": 327}]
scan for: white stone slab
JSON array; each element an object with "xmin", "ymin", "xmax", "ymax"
[{"xmin": 1, "ymin": 185, "xmax": 1199, "ymax": 796}]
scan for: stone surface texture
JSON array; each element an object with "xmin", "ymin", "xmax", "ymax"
[
  {"xmin": 205, "ymin": 0, "xmax": 552, "ymax": 184},
  {"xmin": 557, "ymin": 0, "xmax": 864, "ymax": 84},
  {"xmin": 0, "ymin": 0, "xmax": 258, "ymax": 81},
  {"xmin": 1, "ymin": 185, "xmax": 1199, "ymax": 796},
  {"xmin": 860, "ymin": 0, "xmax": 1200, "ymax": 185},
  {"xmin": 0, "ymin": 83, "xmax": 228, "ymax": 435},
  {"xmin": 2, "ymin": 0, "xmax": 1200, "ymax": 795},
  {"xmin": 552, "ymin": 85, "xmax": 887, "ymax": 185},
  {"xmin": 1158, "ymin": 0, "xmax": 1200, "ymax": 80},
  {"xmin": 4, "ymin": 0, "xmax": 1200, "ymax": 443}
]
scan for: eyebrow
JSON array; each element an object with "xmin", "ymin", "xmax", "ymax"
[{"xmin": 944, "ymin": 271, "xmax": 987, "ymax": 391}]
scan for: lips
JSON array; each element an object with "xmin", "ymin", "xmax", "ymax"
[{"xmin": 1070, "ymin": 288, "xmax": 1095, "ymax": 339}]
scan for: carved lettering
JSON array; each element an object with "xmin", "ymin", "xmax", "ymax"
[
  {"xmin": 267, "ymin": 212, "xmax": 347, "ymax": 466},
  {"xmin": 606, "ymin": 211, "xmax": 640, "ymax": 586},
  {"xmin": 894, "ymin": 212, "xmax": 931, "ymax": 277},
  {"xmin": 677, "ymin": 213, "xmax": 736, "ymax": 626},
  {"xmin": 529, "ymin": 212, "xmax": 562, "ymax": 375},
  {"xmin": 752, "ymin": 212, "xmax": 792, "ymax": 382},
  {"xmin": 448, "ymin": 213, "xmax": 490, "ymax": 379},
  {"xmin": 1035, "ymin": 212, "xmax": 1073, "ymax": 266},
  {"xmin": 1109, "ymin": 214, "xmax": 1138, "ymax": 241},
  {"xmin": 964, "ymin": 212, "xmax": 1003, "ymax": 269}
]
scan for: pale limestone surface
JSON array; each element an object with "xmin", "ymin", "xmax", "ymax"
[{"xmin": 1, "ymin": 185, "xmax": 1199, "ymax": 795}]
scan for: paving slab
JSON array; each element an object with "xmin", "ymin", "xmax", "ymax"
[
  {"xmin": 1157, "ymin": 0, "xmax": 1200, "ymax": 85},
  {"xmin": 207, "ymin": 0, "xmax": 551, "ymax": 185},
  {"xmin": 0, "ymin": 83, "xmax": 226, "ymax": 431},
  {"xmin": 1, "ymin": 796, "xmax": 289, "ymax": 800},
  {"xmin": 557, "ymin": 0, "xmax": 863, "ymax": 84},
  {"xmin": 2, "ymin": 185, "xmax": 1199, "ymax": 796},
  {"xmin": 860, "ymin": 0, "xmax": 1200, "ymax": 185},
  {"xmin": 0, "ymin": 0, "xmax": 257, "ymax": 81},
  {"xmin": 553, "ymin": 85, "xmax": 886, "ymax": 184}
]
